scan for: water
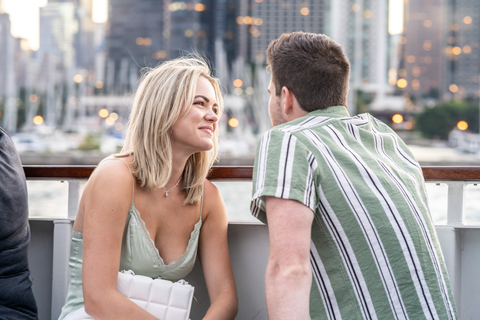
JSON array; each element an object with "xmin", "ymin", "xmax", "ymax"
[
  {"xmin": 425, "ymin": 183, "xmax": 480, "ymax": 224},
  {"xmin": 26, "ymin": 180, "xmax": 258, "ymax": 222},
  {"xmin": 27, "ymin": 180, "xmax": 480, "ymax": 224}
]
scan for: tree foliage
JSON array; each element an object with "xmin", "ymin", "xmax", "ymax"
[{"xmin": 415, "ymin": 101, "xmax": 480, "ymax": 139}]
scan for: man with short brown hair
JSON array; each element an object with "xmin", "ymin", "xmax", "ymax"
[{"xmin": 251, "ymin": 32, "xmax": 457, "ymax": 319}]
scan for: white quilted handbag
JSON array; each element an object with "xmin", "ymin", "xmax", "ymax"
[
  {"xmin": 116, "ymin": 270, "xmax": 195, "ymax": 320},
  {"xmin": 61, "ymin": 270, "xmax": 194, "ymax": 320}
]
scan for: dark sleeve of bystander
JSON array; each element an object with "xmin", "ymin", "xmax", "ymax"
[{"xmin": 0, "ymin": 127, "xmax": 38, "ymax": 320}]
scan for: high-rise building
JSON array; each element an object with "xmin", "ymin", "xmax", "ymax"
[
  {"xmin": 74, "ymin": 0, "xmax": 96, "ymax": 71},
  {"xmin": 250, "ymin": 0, "xmax": 326, "ymax": 62},
  {"xmin": 43, "ymin": 0, "xmax": 95, "ymax": 70},
  {"xmin": 105, "ymin": 0, "xmax": 165, "ymax": 92},
  {"xmin": 445, "ymin": 0, "xmax": 480, "ymax": 100},
  {"xmin": 402, "ymin": 0, "xmax": 480, "ymax": 102},
  {"xmin": 401, "ymin": 0, "xmax": 446, "ymax": 102},
  {"xmin": 164, "ymin": 0, "xmax": 241, "ymax": 69},
  {"xmin": 39, "ymin": 2, "xmax": 78, "ymax": 68},
  {"xmin": 0, "ymin": 12, "xmax": 18, "ymax": 131},
  {"xmin": 213, "ymin": 0, "xmax": 240, "ymax": 68},
  {"xmin": 167, "ymin": 1, "xmax": 211, "ymax": 59},
  {"xmin": 105, "ymin": 0, "xmax": 240, "ymax": 92},
  {"xmin": 0, "ymin": 12, "xmax": 12, "ymax": 97},
  {"xmin": 331, "ymin": 0, "xmax": 393, "ymax": 114}
]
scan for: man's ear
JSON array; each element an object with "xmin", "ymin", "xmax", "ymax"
[
  {"xmin": 281, "ymin": 86, "xmax": 294, "ymax": 115},
  {"xmin": 281, "ymin": 86, "xmax": 307, "ymax": 121}
]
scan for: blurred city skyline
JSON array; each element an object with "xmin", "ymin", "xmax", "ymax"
[
  {"xmin": 2, "ymin": 0, "xmax": 403, "ymax": 50},
  {"xmin": 0, "ymin": 0, "xmax": 479, "ymax": 160}
]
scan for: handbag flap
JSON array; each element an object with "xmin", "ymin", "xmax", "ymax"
[{"xmin": 117, "ymin": 271, "xmax": 194, "ymax": 320}]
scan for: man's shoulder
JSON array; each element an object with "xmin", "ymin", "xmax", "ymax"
[
  {"xmin": 265, "ymin": 115, "xmax": 327, "ymax": 137},
  {"xmin": 260, "ymin": 125, "xmax": 310, "ymax": 149},
  {"xmin": 259, "ymin": 125, "xmax": 290, "ymax": 141},
  {"xmin": 357, "ymin": 112, "xmax": 395, "ymax": 131}
]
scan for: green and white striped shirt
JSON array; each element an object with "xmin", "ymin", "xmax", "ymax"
[{"xmin": 251, "ymin": 106, "xmax": 457, "ymax": 320}]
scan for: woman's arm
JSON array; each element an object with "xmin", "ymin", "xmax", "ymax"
[
  {"xmin": 198, "ymin": 180, "xmax": 238, "ymax": 319},
  {"xmin": 80, "ymin": 160, "xmax": 158, "ymax": 320}
]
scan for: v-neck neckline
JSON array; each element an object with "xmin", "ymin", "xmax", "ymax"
[{"xmin": 129, "ymin": 203, "xmax": 202, "ymax": 268}]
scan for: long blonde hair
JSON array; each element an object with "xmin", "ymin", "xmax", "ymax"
[{"xmin": 117, "ymin": 56, "xmax": 223, "ymax": 204}]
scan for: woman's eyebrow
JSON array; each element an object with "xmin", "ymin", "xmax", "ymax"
[{"xmin": 194, "ymin": 95, "xmax": 209, "ymax": 102}]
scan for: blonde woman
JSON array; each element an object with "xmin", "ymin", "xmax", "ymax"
[{"xmin": 59, "ymin": 56, "xmax": 238, "ymax": 319}]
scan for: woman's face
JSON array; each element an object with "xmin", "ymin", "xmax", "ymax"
[{"xmin": 171, "ymin": 76, "xmax": 219, "ymax": 155}]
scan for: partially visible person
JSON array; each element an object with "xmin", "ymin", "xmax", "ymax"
[
  {"xmin": 0, "ymin": 127, "xmax": 38, "ymax": 320},
  {"xmin": 251, "ymin": 32, "xmax": 457, "ymax": 319},
  {"xmin": 59, "ymin": 56, "xmax": 237, "ymax": 320}
]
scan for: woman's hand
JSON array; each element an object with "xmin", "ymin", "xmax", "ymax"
[{"xmin": 198, "ymin": 180, "xmax": 238, "ymax": 319}]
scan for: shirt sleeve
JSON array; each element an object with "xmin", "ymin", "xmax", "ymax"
[{"xmin": 250, "ymin": 129, "xmax": 318, "ymax": 224}]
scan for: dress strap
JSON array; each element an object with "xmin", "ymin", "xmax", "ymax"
[{"xmin": 99, "ymin": 158, "xmax": 135, "ymax": 205}]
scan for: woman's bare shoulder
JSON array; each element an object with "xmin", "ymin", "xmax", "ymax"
[
  {"xmin": 74, "ymin": 156, "xmax": 135, "ymax": 232},
  {"xmin": 84, "ymin": 156, "xmax": 135, "ymax": 198},
  {"xmin": 93, "ymin": 156, "xmax": 132, "ymax": 177},
  {"xmin": 203, "ymin": 179, "xmax": 222, "ymax": 199},
  {"xmin": 201, "ymin": 179, "xmax": 227, "ymax": 219}
]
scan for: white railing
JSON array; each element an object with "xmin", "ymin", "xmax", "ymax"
[{"xmin": 25, "ymin": 166, "xmax": 480, "ymax": 320}]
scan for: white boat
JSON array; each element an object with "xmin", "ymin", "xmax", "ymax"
[
  {"xmin": 25, "ymin": 166, "xmax": 480, "ymax": 320},
  {"xmin": 11, "ymin": 133, "xmax": 47, "ymax": 153}
]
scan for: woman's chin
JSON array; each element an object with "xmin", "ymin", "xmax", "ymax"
[{"xmin": 191, "ymin": 142, "xmax": 214, "ymax": 154}]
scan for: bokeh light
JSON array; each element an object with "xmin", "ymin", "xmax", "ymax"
[
  {"xmin": 33, "ymin": 115, "xmax": 44, "ymax": 125},
  {"xmin": 457, "ymin": 121, "xmax": 468, "ymax": 131},
  {"xmin": 449, "ymin": 84, "xmax": 459, "ymax": 93},
  {"xmin": 105, "ymin": 117, "xmax": 115, "ymax": 126},
  {"xmin": 228, "ymin": 118, "xmax": 239, "ymax": 128},
  {"xmin": 392, "ymin": 114, "xmax": 404, "ymax": 124},
  {"xmin": 397, "ymin": 79, "xmax": 407, "ymax": 88},
  {"xmin": 73, "ymin": 74, "xmax": 83, "ymax": 83},
  {"xmin": 99, "ymin": 108, "xmax": 109, "ymax": 118},
  {"xmin": 233, "ymin": 79, "xmax": 243, "ymax": 87}
]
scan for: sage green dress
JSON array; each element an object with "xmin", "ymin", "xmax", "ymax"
[{"xmin": 58, "ymin": 159, "xmax": 203, "ymax": 319}]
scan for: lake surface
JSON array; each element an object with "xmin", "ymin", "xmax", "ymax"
[{"xmin": 27, "ymin": 179, "xmax": 480, "ymax": 225}]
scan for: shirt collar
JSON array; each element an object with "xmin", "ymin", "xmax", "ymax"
[
  {"xmin": 307, "ymin": 105, "xmax": 350, "ymax": 118},
  {"xmin": 276, "ymin": 106, "xmax": 351, "ymax": 129}
]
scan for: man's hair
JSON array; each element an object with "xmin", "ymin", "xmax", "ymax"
[
  {"xmin": 118, "ymin": 56, "xmax": 223, "ymax": 205},
  {"xmin": 266, "ymin": 32, "xmax": 351, "ymax": 112}
]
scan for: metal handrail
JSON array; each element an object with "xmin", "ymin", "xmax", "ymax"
[{"xmin": 21, "ymin": 165, "xmax": 480, "ymax": 181}]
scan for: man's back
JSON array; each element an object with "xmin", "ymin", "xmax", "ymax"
[
  {"xmin": 0, "ymin": 127, "xmax": 38, "ymax": 319},
  {"xmin": 251, "ymin": 107, "xmax": 457, "ymax": 319}
]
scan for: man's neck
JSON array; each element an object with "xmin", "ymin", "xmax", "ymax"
[{"xmin": 286, "ymin": 102, "xmax": 308, "ymax": 122}]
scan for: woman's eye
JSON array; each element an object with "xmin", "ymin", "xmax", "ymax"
[
  {"xmin": 213, "ymin": 107, "xmax": 219, "ymax": 115},
  {"xmin": 194, "ymin": 101, "xmax": 204, "ymax": 106}
]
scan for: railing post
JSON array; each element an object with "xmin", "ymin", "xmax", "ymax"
[
  {"xmin": 68, "ymin": 181, "xmax": 80, "ymax": 220},
  {"xmin": 442, "ymin": 181, "xmax": 467, "ymax": 314},
  {"xmin": 50, "ymin": 181, "xmax": 78, "ymax": 319},
  {"xmin": 51, "ymin": 220, "xmax": 72, "ymax": 320},
  {"xmin": 447, "ymin": 181, "xmax": 465, "ymax": 225},
  {"xmin": 435, "ymin": 227, "xmax": 462, "ymax": 313}
]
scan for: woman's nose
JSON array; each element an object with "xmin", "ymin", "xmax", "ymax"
[{"xmin": 206, "ymin": 109, "xmax": 219, "ymax": 122}]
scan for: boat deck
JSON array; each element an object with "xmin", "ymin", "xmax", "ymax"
[{"xmin": 25, "ymin": 166, "xmax": 480, "ymax": 320}]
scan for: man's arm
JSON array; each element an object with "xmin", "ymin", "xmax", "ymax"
[{"xmin": 265, "ymin": 196, "xmax": 314, "ymax": 320}]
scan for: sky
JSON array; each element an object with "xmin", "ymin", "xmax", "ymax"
[
  {"xmin": 1, "ymin": 0, "xmax": 402, "ymax": 51},
  {"xmin": 389, "ymin": 0, "xmax": 404, "ymax": 35}
]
